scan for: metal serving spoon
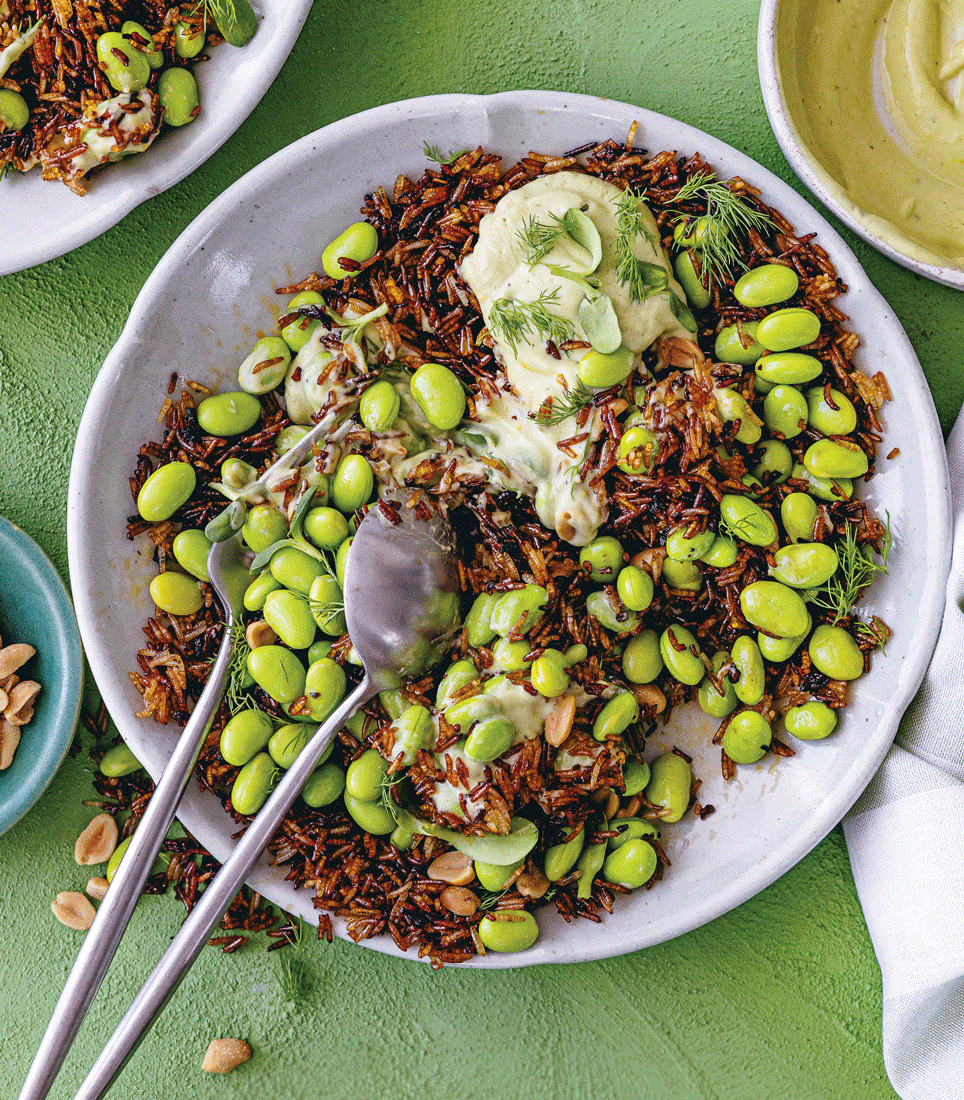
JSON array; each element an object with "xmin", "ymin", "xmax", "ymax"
[{"xmin": 20, "ymin": 492, "xmax": 459, "ymax": 1100}]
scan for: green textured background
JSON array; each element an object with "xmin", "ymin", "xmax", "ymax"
[{"xmin": 1, "ymin": 0, "xmax": 961, "ymax": 1097}]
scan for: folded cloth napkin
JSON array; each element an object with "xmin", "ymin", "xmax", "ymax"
[{"xmin": 844, "ymin": 406, "xmax": 964, "ymax": 1100}]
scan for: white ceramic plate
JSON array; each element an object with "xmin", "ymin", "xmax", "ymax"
[
  {"xmin": 0, "ymin": 0, "xmax": 312, "ymax": 276},
  {"xmin": 67, "ymin": 91, "xmax": 951, "ymax": 968}
]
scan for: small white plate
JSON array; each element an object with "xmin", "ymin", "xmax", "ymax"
[
  {"xmin": 0, "ymin": 0, "xmax": 312, "ymax": 276},
  {"xmin": 67, "ymin": 91, "xmax": 951, "ymax": 967}
]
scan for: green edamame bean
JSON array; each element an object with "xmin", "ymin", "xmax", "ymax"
[
  {"xmin": 616, "ymin": 565, "xmax": 654, "ymax": 611},
  {"xmin": 0, "ymin": 89, "xmax": 29, "ymax": 132},
  {"xmin": 308, "ymin": 574, "xmax": 347, "ymax": 636},
  {"xmin": 301, "ymin": 763, "xmax": 345, "ymax": 808},
  {"xmin": 232, "ymin": 752, "xmax": 278, "ymax": 815},
  {"xmin": 673, "ymin": 215, "xmax": 707, "ymax": 248},
  {"xmin": 209, "ymin": 0, "xmax": 258, "ymax": 44},
  {"xmin": 622, "ymin": 760, "xmax": 651, "ymax": 797},
  {"xmin": 99, "ymin": 742, "xmax": 142, "ymax": 777},
  {"xmin": 751, "ymin": 439, "xmax": 793, "ymax": 486},
  {"xmin": 346, "ymin": 748, "xmax": 389, "ymax": 802},
  {"xmin": 617, "ymin": 426, "xmax": 660, "ymax": 475},
  {"xmin": 697, "ymin": 651, "xmax": 738, "ymax": 718},
  {"xmin": 444, "ymin": 694, "xmax": 497, "ymax": 730},
  {"xmin": 106, "ymin": 836, "xmax": 132, "ymax": 883},
  {"xmin": 715, "ymin": 320, "xmax": 765, "ymax": 366},
  {"xmin": 335, "ymin": 536, "xmax": 352, "ymax": 586},
  {"xmin": 757, "ymin": 616, "xmax": 811, "ymax": 661},
  {"xmin": 734, "ymin": 263, "xmax": 800, "ymax": 307},
  {"xmin": 805, "ymin": 386, "xmax": 857, "ymax": 435},
  {"xmin": 645, "ymin": 753, "xmax": 692, "ymax": 823},
  {"xmin": 158, "ymin": 67, "xmax": 198, "ymax": 127},
  {"xmin": 238, "ymin": 336, "xmax": 290, "ymax": 394},
  {"xmin": 304, "ymin": 506, "xmax": 350, "ymax": 551},
  {"xmin": 390, "ymin": 705, "xmax": 434, "ymax": 765},
  {"xmin": 220, "ymin": 709, "xmax": 273, "ymax": 767},
  {"xmin": 174, "ymin": 20, "xmax": 205, "ymax": 58},
  {"xmin": 308, "ymin": 640, "xmax": 333, "ymax": 665},
  {"xmin": 718, "ymin": 493, "xmax": 776, "ymax": 547},
  {"xmin": 491, "ymin": 638, "xmax": 533, "ymax": 671},
  {"xmin": 322, "ymin": 222, "xmax": 378, "ymax": 280},
  {"xmin": 475, "ymin": 858, "xmax": 524, "ymax": 891},
  {"xmin": 808, "ymin": 624, "xmax": 864, "ymax": 680},
  {"xmin": 622, "ymin": 629, "xmax": 663, "ymax": 684},
  {"xmin": 755, "ymin": 352, "xmax": 823, "ymax": 385},
  {"xmin": 263, "ymin": 588, "xmax": 316, "ymax": 649},
  {"xmin": 607, "ymin": 817, "xmax": 659, "ymax": 850},
  {"xmin": 784, "ymin": 700, "xmax": 838, "ymax": 740},
  {"xmin": 731, "ymin": 635, "xmax": 765, "ymax": 704},
  {"xmin": 280, "ymin": 290, "xmax": 324, "ymax": 351},
  {"xmin": 344, "ymin": 791, "xmax": 395, "ymax": 834},
  {"xmin": 666, "ymin": 526, "xmax": 715, "ymax": 562},
  {"xmin": 121, "ymin": 21, "xmax": 162, "ymax": 67},
  {"xmin": 586, "ymin": 590, "xmax": 640, "ymax": 634},
  {"xmin": 803, "ymin": 439, "xmax": 869, "ymax": 480},
  {"xmin": 274, "ymin": 425, "xmax": 309, "ymax": 458},
  {"xmin": 410, "ymin": 363, "xmax": 466, "ymax": 430},
  {"xmin": 464, "ymin": 591, "xmax": 497, "ymax": 647},
  {"xmin": 268, "ymin": 546, "xmax": 324, "ymax": 596},
  {"xmin": 592, "ymin": 691, "xmax": 640, "ymax": 741},
  {"xmin": 303, "ymin": 656, "xmax": 347, "ymax": 721},
  {"xmin": 575, "ymin": 830, "xmax": 608, "ymax": 900},
  {"xmin": 171, "ymin": 528, "xmax": 212, "ymax": 582},
  {"xmin": 722, "ymin": 711, "xmax": 771, "ymax": 764},
  {"xmin": 781, "ymin": 492, "xmax": 819, "ymax": 542},
  {"xmin": 436, "ymin": 659, "xmax": 479, "ymax": 705},
  {"xmin": 331, "ymin": 453, "xmax": 374, "ymax": 513},
  {"xmin": 268, "ymin": 723, "xmax": 313, "ymax": 769},
  {"xmin": 247, "ymin": 645, "xmax": 306, "ymax": 705},
  {"xmin": 700, "ymin": 534, "xmax": 738, "ymax": 569},
  {"xmin": 242, "ymin": 505, "xmax": 286, "ymax": 554},
  {"xmin": 137, "ymin": 461, "xmax": 196, "ymax": 522},
  {"xmin": 771, "ymin": 542, "xmax": 840, "ymax": 588},
  {"xmin": 360, "ymin": 379, "xmax": 400, "ymax": 432},
  {"xmin": 757, "ymin": 307, "xmax": 821, "ymax": 352},
  {"xmin": 545, "ymin": 829, "xmax": 585, "ymax": 881},
  {"xmin": 244, "ymin": 571, "xmax": 282, "ymax": 613},
  {"xmin": 530, "ymin": 654, "xmax": 570, "ymax": 698},
  {"xmin": 490, "ymin": 584, "xmax": 548, "ymax": 637},
  {"xmin": 465, "ymin": 716, "xmax": 516, "ymax": 762},
  {"xmin": 220, "ymin": 457, "xmax": 257, "ymax": 491},
  {"xmin": 563, "ymin": 643, "xmax": 588, "ymax": 667},
  {"xmin": 674, "ymin": 250, "xmax": 711, "ymax": 309},
  {"xmin": 578, "ymin": 346, "xmax": 634, "ymax": 389},
  {"xmin": 579, "ymin": 536, "xmax": 624, "ymax": 583},
  {"xmin": 739, "ymin": 580, "xmax": 809, "ymax": 637},
  {"xmin": 149, "ymin": 571, "xmax": 203, "ymax": 616},
  {"xmin": 96, "ymin": 31, "xmax": 150, "ymax": 92},
  {"xmin": 715, "ymin": 387, "xmax": 762, "ymax": 444},
  {"xmin": 478, "ymin": 911, "xmax": 539, "ymax": 953},
  {"xmin": 659, "ymin": 625, "xmax": 704, "ymax": 686},
  {"xmin": 196, "ymin": 391, "xmax": 261, "ymax": 437},
  {"xmin": 762, "ymin": 384, "xmax": 808, "ymax": 439},
  {"xmin": 603, "ymin": 838, "xmax": 657, "ymax": 888},
  {"xmin": 660, "ymin": 557, "xmax": 703, "ymax": 591},
  {"xmin": 791, "ymin": 462, "xmax": 853, "ymax": 502}
]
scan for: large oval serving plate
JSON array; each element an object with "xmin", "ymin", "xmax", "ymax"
[
  {"xmin": 67, "ymin": 91, "xmax": 950, "ymax": 968},
  {"xmin": 0, "ymin": 0, "xmax": 312, "ymax": 276}
]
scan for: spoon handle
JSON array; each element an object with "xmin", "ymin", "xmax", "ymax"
[
  {"xmin": 18, "ymin": 618, "xmax": 237, "ymax": 1100},
  {"xmin": 71, "ymin": 677, "xmax": 376, "ymax": 1100}
]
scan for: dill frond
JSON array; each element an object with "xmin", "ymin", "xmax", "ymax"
[
  {"xmin": 806, "ymin": 516, "xmax": 892, "ymax": 625},
  {"xmin": 423, "ymin": 142, "xmax": 468, "ymax": 166},
  {"xmin": 488, "ymin": 290, "xmax": 574, "ymax": 355},
  {"xmin": 535, "ymin": 379, "xmax": 594, "ymax": 426}
]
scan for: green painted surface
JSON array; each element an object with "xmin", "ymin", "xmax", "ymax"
[{"xmin": 1, "ymin": 0, "xmax": 959, "ymax": 1095}]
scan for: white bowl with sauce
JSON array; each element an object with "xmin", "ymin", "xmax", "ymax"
[{"xmin": 758, "ymin": 0, "xmax": 964, "ymax": 290}]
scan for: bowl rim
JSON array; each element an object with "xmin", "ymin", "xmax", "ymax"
[
  {"xmin": 756, "ymin": 0, "xmax": 964, "ymax": 291},
  {"xmin": 67, "ymin": 89, "xmax": 952, "ymax": 967}
]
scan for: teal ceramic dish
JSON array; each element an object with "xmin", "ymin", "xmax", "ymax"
[{"xmin": 0, "ymin": 517, "xmax": 83, "ymax": 836}]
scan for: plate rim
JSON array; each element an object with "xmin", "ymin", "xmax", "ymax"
[{"xmin": 67, "ymin": 89, "xmax": 952, "ymax": 968}]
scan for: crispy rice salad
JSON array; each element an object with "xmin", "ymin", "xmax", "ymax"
[{"xmin": 125, "ymin": 131, "xmax": 891, "ymax": 965}]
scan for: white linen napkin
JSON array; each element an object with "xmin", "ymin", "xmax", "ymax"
[{"xmin": 844, "ymin": 406, "xmax": 964, "ymax": 1100}]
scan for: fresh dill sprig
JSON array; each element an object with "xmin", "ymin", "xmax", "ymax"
[
  {"xmin": 806, "ymin": 517, "xmax": 893, "ymax": 624},
  {"xmin": 224, "ymin": 620, "xmax": 251, "ymax": 713},
  {"xmin": 613, "ymin": 188, "xmax": 662, "ymax": 301},
  {"xmin": 423, "ymin": 141, "xmax": 468, "ymax": 166},
  {"xmin": 275, "ymin": 920, "xmax": 310, "ymax": 1004},
  {"xmin": 517, "ymin": 214, "xmax": 570, "ymax": 266},
  {"xmin": 855, "ymin": 615, "xmax": 890, "ymax": 654},
  {"xmin": 535, "ymin": 379, "xmax": 594, "ymax": 426},
  {"xmin": 670, "ymin": 170, "xmax": 776, "ymax": 289},
  {"xmin": 488, "ymin": 290, "xmax": 574, "ymax": 355}
]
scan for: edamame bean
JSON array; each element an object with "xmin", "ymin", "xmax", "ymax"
[
  {"xmin": 346, "ymin": 748, "xmax": 389, "ymax": 802},
  {"xmin": 622, "ymin": 760, "xmax": 651, "ymax": 797},
  {"xmin": 751, "ymin": 439, "xmax": 793, "ymax": 486},
  {"xmin": 491, "ymin": 638, "xmax": 533, "ymax": 671},
  {"xmin": 0, "ymin": 89, "xmax": 29, "ymax": 132},
  {"xmin": 263, "ymin": 588, "xmax": 316, "ymax": 650},
  {"xmin": 666, "ymin": 526, "xmax": 715, "ymax": 562},
  {"xmin": 659, "ymin": 625, "xmax": 704, "ymax": 686},
  {"xmin": 784, "ymin": 700, "xmax": 838, "ymax": 740},
  {"xmin": 410, "ymin": 363, "xmax": 466, "ymax": 430},
  {"xmin": 308, "ymin": 639, "xmax": 333, "ymax": 665},
  {"xmin": 579, "ymin": 536, "xmax": 624, "ymax": 583},
  {"xmin": 137, "ymin": 461, "xmax": 196, "ymax": 522},
  {"xmin": 578, "ymin": 346, "xmax": 634, "ymax": 389},
  {"xmin": 715, "ymin": 320, "xmax": 765, "ymax": 366},
  {"xmin": 645, "ymin": 753, "xmax": 691, "ymax": 823},
  {"xmin": 465, "ymin": 716, "xmax": 515, "ymax": 762},
  {"xmin": 331, "ymin": 453, "xmax": 374, "ymax": 512},
  {"xmin": 301, "ymin": 763, "xmax": 345, "ymax": 808},
  {"xmin": 722, "ymin": 711, "xmax": 771, "ymax": 764},
  {"xmin": 308, "ymin": 574, "xmax": 347, "ymax": 636},
  {"xmin": 173, "ymin": 20, "xmax": 204, "ymax": 58},
  {"xmin": 478, "ymin": 911, "xmax": 538, "ymax": 953},
  {"xmin": 475, "ymin": 858, "xmax": 524, "ymax": 891},
  {"xmin": 673, "ymin": 215, "xmax": 706, "ymax": 248},
  {"xmin": 171, "ymin": 528, "xmax": 212, "ymax": 582},
  {"xmin": 96, "ymin": 31, "xmax": 150, "ymax": 92},
  {"xmin": 99, "ymin": 742, "xmax": 142, "ymax": 777},
  {"xmin": 545, "ymin": 829, "xmax": 585, "ymax": 881},
  {"xmin": 593, "ymin": 691, "xmax": 639, "ymax": 741},
  {"xmin": 490, "ymin": 584, "xmax": 548, "ymax": 637},
  {"xmin": 586, "ymin": 590, "xmax": 640, "ymax": 634},
  {"xmin": 444, "ymin": 694, "xmax": 497, "ymax": 730},
  {"xmin": 808, "ymin": 624, "xmax": 864, "ymax": 680},
  {"xmin": 757, "ymin": 616, "xmax": 811, "ymax": 661},
  {"xmin": 303, "ymin": 656, "xmax": 347, "ymax": 721},
  {"xmin": 220, "ymin": 709, "xmax": 274, "ymax": 767},
  {"xmin": 762, "ymin": 384, "xmax": 808, "ymax": 439},
  {"xmin": 280, "ymin": 291, "xmax": 324, "ymax": 351},
  {"xmin": 232, "ymin": 752, "xmax": 278, "ymax": 815},
  {"xmin": 754, "ymin": 352, "xmax": 823, "ymax": 385},
  {"xmin": 208, "ymin": 0, "xmax": 258, "ymax": 45},
  {"xmin": 121, "ymin": 21, "xmax": 162, "ymax": 66},
  {"xmin": 771, "ymin": 542, "xmax": 840, "ymax": 588},
  {"xmin": 715, "ymin": 387, "xmax": 762, "ymax": 444},
  {"xmin": 436, "ymin": 659, "xmax": 479, "ymax": 706},
  {"xmin": 700, "ymin": 534, "xmax": 738, "ymax": 568},
  {"xmin": 238, "ymin": 336, "xmax": 290, "ymax": 394},
  {"xmin": 603, "ymin": 838, "xmax": 657, "ymax": 888},
  {"xmin": 360, "ymin": 379, "xmax": 400, "ymax": 432},
  {"xmin": 734, "ymin": 263, "xmax": 800, "ymax": 308},
  {"xmin": 617, "ymin": 426, "xmax": 660, "ymax": 475},
  {"xmin": 697, "ymin": 651, "xmax": 738, "ymax": 718},
  {"xmin": 157, "ymin": 67, "xmax": 198, "ymax": 127},
  {"xmin": 304, "ymin": 506, "xmax": 350, "ymax": 551},
  {"xmin": 150, "ymin": 571, "xmax": 203, "ymax": 616},
  {"xmin": 220, "ymin": 457, "xmax": 257, "ymax": 491},
  {"xmin": 607, "ymin": 817, "xmax": 659, "ymax": 850},
  {"xmin": 464, "ymin": 591, "xmax": 497, "ymax": 647},
  {"xmin": 268, "ymin": 723, "xmax": 316, "ymax": 769},
  {"xmin": 791, "ymin": 462, "xmax": 853, "ymax": 502},
  {"xmin": 270, "ymin": 546, "xmax": 325, "ymax": 595},
  {"xmin": 731, "ymin": 635, "xmax": 765, "ymax": 705},
  {"xmin": 344, "ymin": 791, "xmax": 396, "ymax": 834},
  {"xmin": 757, "ymin": 307, "xmax": 821, "ymax": 352},
  {"xmin": 739, "ymin": 580, "xmax": 809, "ymax": 637},
  {"xmin": 803, "ymin": 439, "xmax": 869, "ymax": 480},
  {"xmin": 805, "ymin": 386, "xmax": 857, "ymax": 435},
  {"xmin": 575, "ymin": 830, "xmax": 608, "ymax": 899},
  {"xmin": 106, "ymin": 836, "xmax": 132, "ymax": 883},
  {"xmin": 781, "ymin": 492, "xmax": 819, "ymax": 542},
  {"xmin": 390, "ymin": 705, "xmax": 433, "ymax": 765},
  {"xmin": 242, "ymin": 505, "xmax": 287, "ymax": 553},
  {"xmin": 616, "ymin": 565, "xmax": 654, "ymax": 611},
  {"xmin": 247, "ymin": 645, "xmax": 306, "ymax": 705},
  {"xmin": 197, "ymin": 391, "xmax": 261, "ymax": 437},
  {"xmin": 674, "ymin": 251, "xmax": 711, "ymax": 309},
  {"xmin": 718, "ymin": 493, "xmax": 776, "ymax": 547},
  {"xmin": 335, "ymin": 535, "xmax": 352, "ymax": 586},
  {"xmin": 322, "ymin": 222, "xmax": 378, "ymax": 280},
  {"xmin": 244, "ymin": 571, "xmax": 282, "ymax": 612},
  {"xmin": 660, "ymin": 557, "xmax": 703, "ymax": 591},
  {"xmin": 530, "ymin": 654, "xmax": 570, "ymax": 698},
  {"xmin": 622, "ymin": 629, "xmax": 663, "ymax": 684}
]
